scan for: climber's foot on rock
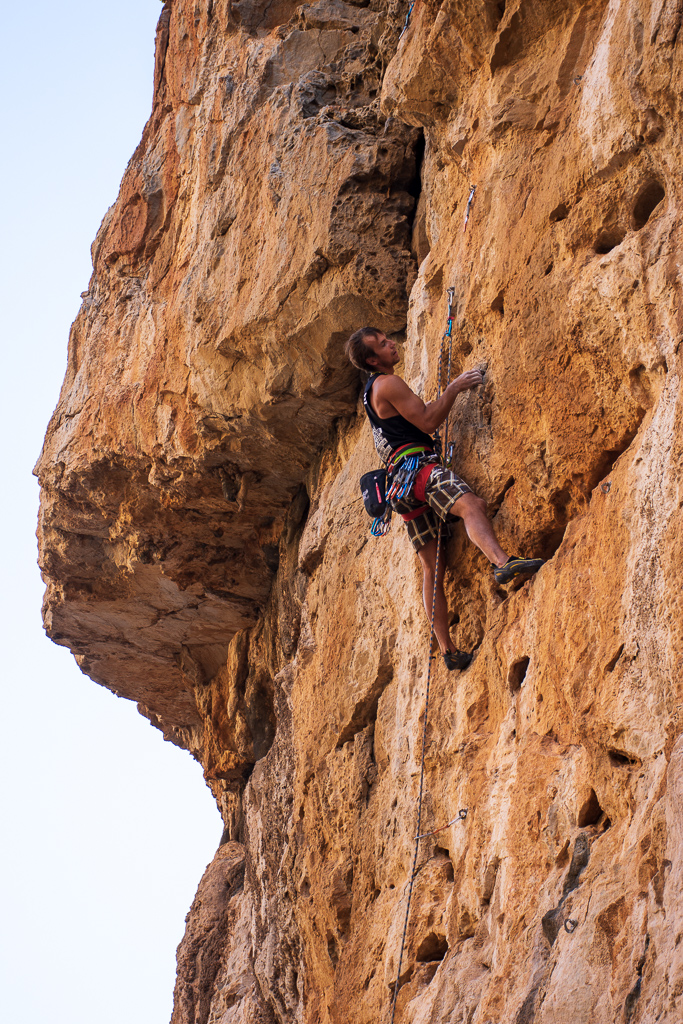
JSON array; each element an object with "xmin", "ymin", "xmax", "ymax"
[
  {"xmin": 442, "ymin": 649, "xmax": 472, "ymax": 671},
  {"xmin": 493, "ymin": 556, "xmax": 545, "ymax": 585}
]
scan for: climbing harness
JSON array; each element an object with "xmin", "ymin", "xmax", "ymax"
[
  {"xmin": 362, "ymin": 443, "xmax": 440, "ymax": 538},
  {"xmin": 399, "ymin": 0, "xmax": 415, "ymax": 39},
  {"xmin": 464, "ymin": 185, "xmax": 476, "ymax": 233},
  {"xmin": 388, "ymin": 290, "xmax": 468, "ymax": 1024},
  {"xmin": 387, "ymin": 454, "xmax": 421, "ymax": 500},
  {"xmin": 387, "ymin": 444, "xmax": 436, "ymax": 502}
]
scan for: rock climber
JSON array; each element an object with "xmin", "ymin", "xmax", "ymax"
[{"xmin": 346, "ymin": 327, "xmax": 544, "ymax": 671}]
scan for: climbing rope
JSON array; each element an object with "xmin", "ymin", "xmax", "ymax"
[
  {"xmin": 399, "ymin": 0, "xmax": 415, "ymax": 39},
  {"xmin": 388, "ymin": 289, "xmax": 467, "ymax": 1024},
  {"xmin": 388, "ymin": 515, "xmax": 443, "ymax": 1024}
]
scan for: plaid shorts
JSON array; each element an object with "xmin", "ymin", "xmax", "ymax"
[{"xmin": 391, "ymin": 458, "xmax": 472, "ymax": 551}]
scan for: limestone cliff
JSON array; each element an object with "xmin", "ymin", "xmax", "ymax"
[{"xmin": 37, "ymin": 1, "xmax": 683, "ymax": 1022}]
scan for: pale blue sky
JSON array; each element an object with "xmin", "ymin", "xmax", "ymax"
[{"xmin": 0, "ymin": 3, "xmax": 222, "ymax": 1022}]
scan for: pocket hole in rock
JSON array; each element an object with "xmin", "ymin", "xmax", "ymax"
[
  {"xmin": 508, "ymin": 657, "xmax": 530, "ymax": 693},
  {"xmin": 594, "ymin": 228, "xmax": 626, "ymax": 254},
  {"xmin": 549, "ymin": 203, "xmax": 569, "ymax": 223},
  {"xmin": 491, "ymin": 289, "xmax": 505, "ymax": 315},
  {"xmin": 490, "ymin": 11, "xmax": 523, "ymax": 71},
  {"xmin": 578, "ymin": 788, "xmax": 603, "ymax": 827},
  {"xmin": 632, "ymin": 180, "xmax": 665, "ymax": 230},
  {"xmin": 416, "ymin": 932, "xmax": 449, "ymax": 963},
  {"xmin": 327, "ymin": 933, "xmax": 339, "ymax": 967},
  {"xmin": 555, "ymin": 840, "xmax": 570, "ymax": 868},
  {"xmin": 434, "ymin": 848, "xmax": 455, "ymax": 881},
  {"xmin": 433, "ymin": 847, "xmax": 453, "ymax": 882},
  {"xmin": 608, "ymin": 748, "xmax": 640, "ymax": 767}
]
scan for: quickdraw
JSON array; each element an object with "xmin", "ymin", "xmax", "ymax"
[
  {"xmin": 464, "ymin": 184, "xmax": 476, "ymax": 232},
  {"xmin": 386, "ymin": 454, "xmax": 421, "ymax": 501},
  {"xmin": 386, "ymin": 444, "xmax": 438, "ymax": 504},
  {"xmin": 435, "ymin": 287, "xmax": 456, "ymax": 468},
  {"xmin": 416, "ymin": 808, "xmax": 468, "ymax": 840},
  {"xmin": 399, "ymin": 0, "xmax": 415, "ymax": 39}
]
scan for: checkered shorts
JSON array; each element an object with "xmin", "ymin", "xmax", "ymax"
[{"xmin": 391, "ymin": 458, "xmax": 472, "ymax": 551}]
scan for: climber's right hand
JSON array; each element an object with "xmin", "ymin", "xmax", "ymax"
[{"xmin": 450, "ymin": 369, "xmax": 483, "ymax": 394}]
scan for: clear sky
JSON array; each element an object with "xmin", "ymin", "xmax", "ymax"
[{"xmin": 0, "ymin": 3, "xmax": 222, "ymax": 1022}]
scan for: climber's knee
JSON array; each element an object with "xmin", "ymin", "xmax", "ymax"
[{"xmin": 450, "ymin": 491, "xmax": 486, "ymax": 519}]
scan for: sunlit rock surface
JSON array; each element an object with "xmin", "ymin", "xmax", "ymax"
[{"xmin": 37, "ymin": 0, "xmax": 683, "ymax": 1021}]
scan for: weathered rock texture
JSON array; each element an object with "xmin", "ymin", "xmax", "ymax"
[{"xmin": 37, "ymin": 0, "xmax": 683, "ymax": 1022}]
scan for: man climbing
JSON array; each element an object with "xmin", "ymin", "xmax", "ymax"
[{"xmin": 346, "ymin": 327, "xmax": 544, "ymax": 671}]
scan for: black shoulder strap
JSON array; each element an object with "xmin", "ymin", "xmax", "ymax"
[{"xmin": 363, "ymin": 373, "xmax": 381, "ymax": 424}]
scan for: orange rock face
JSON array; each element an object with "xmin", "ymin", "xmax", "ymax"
[{"xmin": 37, "ymin": 1, "xmax": 683, "ymax": 1022}]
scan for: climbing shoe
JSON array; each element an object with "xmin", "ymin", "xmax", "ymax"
[
  {"xmin": 493, "ymin": 556, "xmax": 544, "ymax": 585},
  {"xmin": 442, "ymin": 649, "xmax": 472, "ymax": 671}
]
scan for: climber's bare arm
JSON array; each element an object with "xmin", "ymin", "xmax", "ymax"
[{"xmin": 374, "ymin": 370, "xmax": 483, "ymax": 433}]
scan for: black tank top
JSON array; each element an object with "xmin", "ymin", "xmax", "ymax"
[{"xmin": 363, "ymin": 374, "xmax": 434, "ymax": 463}]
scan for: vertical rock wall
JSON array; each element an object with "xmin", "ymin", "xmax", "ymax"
[{"xmin": 37, "ymin": 1, "xmax": 683, "ymax": 1022}]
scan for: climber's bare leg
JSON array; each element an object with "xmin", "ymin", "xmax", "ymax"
[
  {"xmin": 416, "ymin": 538, "xmax": 453, "ymax": 654},
  {"xmin": 450, "ymin": 492, "xmax": 508, "ymax": 567}
]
